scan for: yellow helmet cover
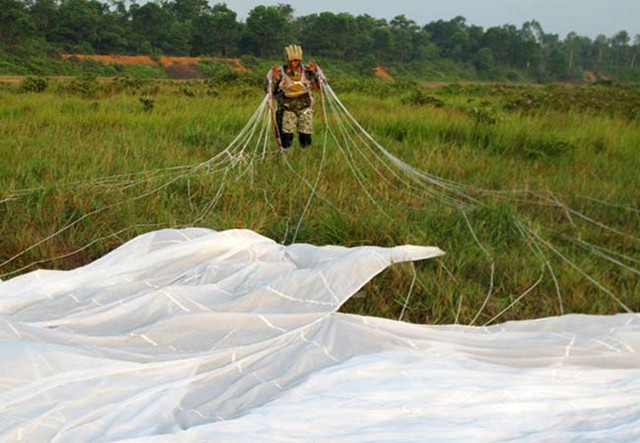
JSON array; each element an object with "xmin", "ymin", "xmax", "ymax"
[{"xmin": 284, "ymin": 44, "xmax": 303, "ymax": 62}]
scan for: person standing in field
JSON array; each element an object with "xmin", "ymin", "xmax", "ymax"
[{"xmin": 267, "ymin": 44, "xmax": 320, "ymax": 149}]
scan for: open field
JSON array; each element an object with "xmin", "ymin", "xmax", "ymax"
[{"xmin": 1, "ymin": 77, "xmax": 639, "ymax": 324}]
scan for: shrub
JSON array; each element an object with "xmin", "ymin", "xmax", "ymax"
[
  {"xmin": 166, "ymin": 63, "xmax": 201, "ymax": 79},
  {"xmin": 525, "ymin": 136, "xmax": 574, "ymax": 160},
  {"xmin": 139, "ymin": 95, "xmax": 154, "ymax": 111},
  {"xmin": 468, "ymin": 105, "xmax": 500, "ymax": 125},
  {"xmin": 65, "ymin": 75, "xmax": 100, "ymax": 98},
  {"xmin": 106, "ymin": 76, "xmax": 145, "ymax": 94},
  {"xmin": 19, "ymin": 76, "xmax": 48, "ymax": 93},
  {"xmin": 239, "ymin": 55, "xmax": 259, "ymax": 70},
  {"xmin": 179, "ymin": 83, "xmax": 197, "ymax": 97},
  {"xmin": 401, "ymin": 89, "xmax": 445, "ymax": 107}
]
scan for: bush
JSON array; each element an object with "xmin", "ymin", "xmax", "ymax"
[
  {"xmin": 401, "ymin": 89, "xmax": 445, "ymax": 107},
  {"xmin": 239, "ymin": 55, "xmax": 259, "ymax": 70},
  {"xmin": 65, "ymin": 75, "xmax": 100, "ymax": 98},
  {"xmin": 19, "ymin": 76, "xmax": 48, "ymax": 93},
  {"xmin": 179, "ymin": 82, "xmax": 197, "ymax": 97},
  {"xmin": 468, "ymin": 105, "xmax": 501, "ymax": 125},
  {"xmin": 166, "ymin": 63, "xmax": 201, "ymax": 79},
  {"xmin": 525, "ymin": 136, "xmax": 574, "ymax": 160},
  {"xmin": 139, "ymin": 95, "xmax": 155, "ymax": 111},
  {"xmin": 197, "ymin": 60, "xmax": 232, "ymax": 80}
]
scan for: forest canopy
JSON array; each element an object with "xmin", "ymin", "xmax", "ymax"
[{"xmin": 1, "ymin": 0, "xmax": 639, "ymax": 82}]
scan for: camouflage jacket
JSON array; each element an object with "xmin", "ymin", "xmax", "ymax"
[{"xmin": 267, "ymin": 64, "xmax": 320, "ymax": 111}]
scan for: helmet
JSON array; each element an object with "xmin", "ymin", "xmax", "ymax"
[{"xmin": 284, "ymin": 44, "xmax": 303, "ymax": 62}]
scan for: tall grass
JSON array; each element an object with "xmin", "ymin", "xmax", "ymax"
[{"xmin": 1, "ymin": 78, "xmax": 638, "ymax": 324}]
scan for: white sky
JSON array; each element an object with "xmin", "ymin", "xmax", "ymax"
[{"xmin": 220, "ymin": 0, "xmax": 640, "ymax": 39}]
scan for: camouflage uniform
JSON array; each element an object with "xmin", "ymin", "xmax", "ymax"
[
  {"xmin": 282, "ymin": 106, "xmax": 314, "ymax": 135},
  {"xmin": 268, "ymin": 58, "xmax": 320, "ymax": 148}
]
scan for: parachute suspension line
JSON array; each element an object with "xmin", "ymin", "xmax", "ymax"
[
  {"xmin": 197, "ymin": 95, "xmax": 269, "ymax": 172},
  {"xmin": 317, "ymin": 89, "xmax": 392, "ymax": 219},
  {"xmin": 239, "ymin": 100, "xmax": 271, "ymax": 160},
  {"xmin": 320, "ymin": 85, "xmax": 457, "ymax": 213},
  {"xmin": 463, "ymin": 210, "xmax": 496, "ymax": 326},
  {"xmin": 350, "ymin": 97, "xmax": 640, "ymax": 318},
  {"xmin": 563, "ymin": 204, "xmax": 640, "ymax": 244},
  {"xmin": 569, "ymin": 237, "xmax": 640, "ymax": 272},
  {"xmin": 321, "ymin": 84, "xmax": 407, "ymax": 186},
  {"xmin": 0, "ymin": 223, "xmax": 162, "ymax": 279},
  {"xmin": 325, "ymin": 115, "xmax": 385, "ymax": 208},
  {"xmin": 454, "ymin": 293, "xmax": 464, "ymax": 325},
  {"xmin": 483, "ymin": 274, "xmax": 544, "ymax": 326},
  {"xmin": 322, "ymin": 83, "xmax": 476, "ymax": 207},
  {"xmin": 226, "ymin": 101, "xmax": 269, "ymax": 167},
  {"xmin": 319, "ymin": 86, "xmax": 401, "ymax": 190},
  {"xmin": 398, "ymin": 262, "xmax": 418, "ymax": 322},
  {"xmin": 278, "ymin": 153, "xmax": 349, "ymax": 227},
  {"xmin": 1, "ymin": 97, "xmax": 273, "ymax": 275},
  {"xmin": 189, "ymin": 171, "xmax": 229, "ymax": 227},
  {"xmin": 322, "ymin": 86, "xmax": 475, "ymax": 211},
  {"xmin": 577, "ymin": 194, "xmax": 640, "ymax": 214},
  {"xmin": 273, "ymin": 79, "xmax": 348, "ymax": 224},
  {"xmin": 526, "ymin": 225, "xmax": 634, "ymax": 313},
  {"xmin": 0, "ymin": 171, "xmax": 190, "ymax": 276},
  {"xmin": 260, "ymin": 98, "xmax": 274, "ymax": 161},
  {"xmin": 514, "ymin": 219, "xmax": 564, "ymax": 315},
  {"xmin": 319, "ymin": 83, "xmax": 449, "ymax": 210},
  {"xmin": 289, "ymin": 82, "xmax": 331, "ymax": 244},
  {"xmin": 265, "ymin": 67, "xmax": 284, "ymax": 152},
  {"xmin": 526, "ymin": 189, "xmax": 640, "ymax": 244},
  {"xmin": 3, "ymin": 163, "xmax": 197, "ymax": 203},
  {"xmin": 186, "ymin": 67, "xmax": 639, "ymax": 321},
  {"xmin": 4, "ymin": 61, "xmax": 636, "ymax": 325},
  {"xmin": 320, "ymin": 82, "xmax": 455, "ymax": 205}
]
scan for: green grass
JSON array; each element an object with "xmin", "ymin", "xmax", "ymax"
[{"xmin": 1, "ymin": 79, "xmax": 638, "ymax": 325}]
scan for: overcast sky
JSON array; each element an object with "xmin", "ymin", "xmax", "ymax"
[{"xmin": 221, "ymin": 0, "xmax": 639, "ymax": 40}]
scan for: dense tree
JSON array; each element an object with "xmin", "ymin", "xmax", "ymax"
[
  {"xmin": 475, "ymin": 47, "xmax": 494, "ymax": 73},
  {"xmin": 26, "ymin": 0, "xmax": 57, "ymax": 41},
  {"xmin": 483, "ymin": 25, "xmax": 520, "ymax": 65},
  {"xmin": 632, "ymin": 35, "xmax": 640, "ymax": 68},
  {"xmin": 297, "ymin": 12, "xmax": 359, "ymax": 60},
  {"xmin": 424, "ymin": 16, "xmax": 467, "ymax": 50},
  {"xmin": 171, "ymin": 0, "xmax": 210, "ymax": 23},
  {"xmin": 241, "ymin": 4, "xmax": 294, "ymax": 57},
  {"xmin": 593, "ymin": 34, "xmax": 609, "ymax": 68},
  {"xmin": 129, "ymin": 2, "xmax": 190, "ymax": 54},
  {"xmin": 352, "ymin": 14, "xmax": 383, "ymax": 59},
  {"xmin": 192, "ymin": 3, "xmax": 241, "ymax": 56},
  {"xmin": 1, "ymin": 0, "xmax": 638, "ymax": 82},
  {"xmin": 610, "ymin": 30, "xmax": 630, "ymax": 67},
  {"xmin": 0, "ymin": 0, "xmax": 37, "ymax": 46},
  {"xmin": 565, "ymin": 32, "xmax": 593, "ymax": 74},
  {"xmin": 388, "ymin": 14, "xmax": 423, "ymax": 62},
  {"xmin": 52, "ymin": 0, "xmax": 105, "ymax": 52},
  {"xmin": 371, "ymin": 26, "xmax": 391, "ymax": 65}
]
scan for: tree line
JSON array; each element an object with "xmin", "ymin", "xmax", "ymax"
[{"xmin": 2, "ymin": 0, "xmax": 639, "ymax": 81}]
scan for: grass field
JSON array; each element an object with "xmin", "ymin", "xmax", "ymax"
[{"xmin": 1, "ymin": 76, "xmax": 639, "ymax": 324}]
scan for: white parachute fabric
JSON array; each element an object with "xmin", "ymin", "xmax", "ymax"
[{"xmin": 1, "ymin": 228, "xmax": 639, "ymax": 442}]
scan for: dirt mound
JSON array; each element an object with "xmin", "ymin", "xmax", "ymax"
[
  {"xmin": 61, "ymin": 54, "xmax": 249, "ymax": 72},
  {"xmin": 62, "ymin": 54, "xmax": 158, "ymax": 66},
  {"xmin": 158, "ymin": 56, "xmax": 250, "ymax": 72},
  {"xmin": 375, "ymin": 66, "xmax": 394, "ymax": 81},
  {"xmin": 584, "ymin": 70, "xmax": 611, "ymax": 83}
]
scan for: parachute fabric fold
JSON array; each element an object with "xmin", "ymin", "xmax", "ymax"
[{"xmin": 1, "ymin": 228, "xmax": 445, "ymax": 441}]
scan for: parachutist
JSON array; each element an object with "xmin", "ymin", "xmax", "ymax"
[{"xmin": 266, "ymin": 44, "xmax": 321, "ymax": 149}]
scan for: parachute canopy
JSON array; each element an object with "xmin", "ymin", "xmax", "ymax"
[{"xmin": 1, "ymin": 228, "xmax": 638, "ymax": 442}]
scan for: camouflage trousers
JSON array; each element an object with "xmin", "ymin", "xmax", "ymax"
[{"xmin": 282, "ymin": 107, "xmax": 314, "ymax": 134}]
